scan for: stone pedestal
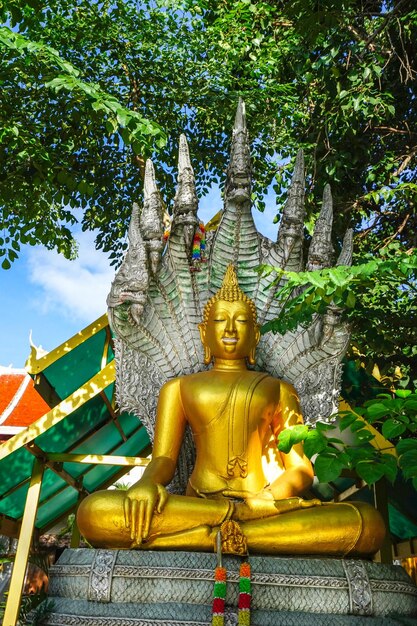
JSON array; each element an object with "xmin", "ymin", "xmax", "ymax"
[{"xmin": 43, "ymin": 549, "xmax": 417, "ymax": 625}]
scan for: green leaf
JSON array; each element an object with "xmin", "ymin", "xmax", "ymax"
[
  {"xmin": 350, "ymin": 420, "xmax": 367, "ymax": 433},
  {"xmin": 346, "ymin": 446, "xmax": 375, "ymax": 463},
  {"xmin": 397, "ymin": 439, "xmax": 417, "ymax": 455},
  {"xmin": 105, "ymin": 119, "xmax": 118, "ymax": 134},
  {"xmin": 345, "ymin": 291, "xmax": 356, "ymax": 308},
  {"xmin": 277, "ymin": 429, "xmax": 292, "ymax": 453},
  {"xmin": 278, "ymin": 424, "xmax": 309, "ymax": 453},
  {"xmin": 315, "ymin": 421, "xmax": 336, "ymax": 432},
  {"xmin": 290, "ymin": 424, "xmax": 309, "ymax": 441},
  {"xmin": 381, "ymin": 419, "xmax": 407, "ymax": 439},
  {"xmin": 303, "ymin": 429, "xmax": 328, "ymax": 458},
  {"xmin": 314, "ymin": 453, "xmax": 345, "ymax": 483},
  {"xmin": 399, "ymin": 450, "xmax": 417, "ymax": 467},
  {"xmin": 338, "ymin": 413, "xmax": 360, "ymax": 431},
  {"xmin": 355, "ymin": 461, "xmax": 386, "ymax": 485},
  {"xmin": 326, "ymin": 437, "xmax": 345, "ymax": 445},
  {"xmin": 399, "ymin": 451, "xmax": 417, "ymax": 480},
  {"xmin": 120, "ymin": 127, "xmax": 131, "ymax": 145},
  {"xmin": 395, "ymin": 389, "xmax": 412, "ymax": 398},
  {"xmin": 328, "ymin": 267, "xmax": 347, "ymax": 287},
  {"xmin": 380, "ymin": 454, "xmax": 398, "ymax": 483},
  {"xmin": 365, "ymin": 403, "xmax": 389, "ymax": 420},
  {"xmin": 401, "ymin": 465, "xmax": 417, "ymax": 481},
  {"xmin": 356, "ymin": 429, "xmax": 376, "ymax": 443},
  {"xmin": 404, "ymin": 400, "xmax": 417, "ymax": 411},
  {"xmin": 116, "ymin": 110, "xmax": 129, "ymax": 127},
  {"xmin": 91, "ymin": 99, "xmax": 103, "ymax": 112}
]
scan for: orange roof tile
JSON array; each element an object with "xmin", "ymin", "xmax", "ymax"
[
  {"xmin": 0, "ymin": 374, "xmax": 23, "ymax": 414},
  {"xmin": 0, "ymin": 367, "xmax": 50, "ymax": 433}
]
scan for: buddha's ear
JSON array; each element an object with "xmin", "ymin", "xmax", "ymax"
[
  {"xmin": 255, "ymin": 324, "xmax": 261, "ymax": 346},
  {"xmin": 203, "ymin": 346, "xmax": 212, "ymax": 365},
  {"xmin": 199, "ymin": 322, "xmax": 212, "ymax": 365},
  {"xmin": 248, "ymin": 325, "xmax": 260, "ymax": 366},
  {"xmin": 198, "ymin": 322, "xmax": 205, "ymax": 345}
]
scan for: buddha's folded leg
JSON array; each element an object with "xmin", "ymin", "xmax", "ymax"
[
  {"xmin": 77, "ymin": 490, "xmax": 233, "ymax": 549},
  {"xmin": 77, "ymin": 491, "xmax": 385, "ymax": 556},
  {"xmin": 239, "ymin": 501, "xmax": 385, "ymax": 557},
  {"xmin": 233, "ymin": 496, "xmax": 323, "ymax": 521}
]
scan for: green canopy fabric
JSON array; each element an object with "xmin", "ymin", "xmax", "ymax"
[{"xmin": 0, "ymin": 315, "xmax": 150, "ymax": 537}]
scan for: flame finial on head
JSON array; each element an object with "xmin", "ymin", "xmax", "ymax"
[{"xmin": 202, "ymin": 265, "xmax": 257, "ymax": 324}]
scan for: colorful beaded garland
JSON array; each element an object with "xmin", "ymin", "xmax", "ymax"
[
  {"xmin": 238, "ymin": 562, "xmax": 251, "ymax": 626},
  {"xmin": 211, "ymin": 561, "xmax": 251, "ymax": 626},
  {"xmin": 212, "ymin": 566, "xmax": 227, "ymax": 626}
]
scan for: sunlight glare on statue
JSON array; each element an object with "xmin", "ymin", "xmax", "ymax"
[{"xmin": 77, "ymin": 265, "xmax": 385, "ymax": 557}]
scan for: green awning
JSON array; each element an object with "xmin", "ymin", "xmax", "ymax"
[{"xmin": 0, "ymin": 316, "xmax": 150, "ymax": 538}]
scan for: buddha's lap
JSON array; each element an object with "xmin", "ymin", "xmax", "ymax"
[{"xmin": 78, "ymin": 489, "xmax": 384, "ymax": 550}]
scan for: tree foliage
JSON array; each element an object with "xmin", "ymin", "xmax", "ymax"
[
  {"xmin": 260, "ymin": 244, "xmax": 417, "ymax": 383},
  {"xmin": 1, "ymin": 0, "xmax": 416, "ymax": 383},
  {"xmin": 0, "ymin": 23, "xmax": 166, "ymax": 267},
  {"xmin": 185, "ymin": 0, "xmax": 417, "ymax": 250},
  {"xmin": 1, "ymin": 0, "xmax": 416, "ymax": 266},
  {"xmin": 278, "ymin": 389, "xmax": 417, "ymax": 490}
]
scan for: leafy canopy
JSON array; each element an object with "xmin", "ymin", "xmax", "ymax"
[
  {"xmin": 259, "ymin": 243, "xmax": 417, "ymax": 382},
  {"xmin": 1, "ymin": 0, "xmax": 416, "ymax": 266},
  {"xmin": 278, "ymin": 389, "xmax": 417, "ymax": 490}
]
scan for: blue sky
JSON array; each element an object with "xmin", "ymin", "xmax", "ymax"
[
  {"xmin": 0, "ymin": 228, "xmax": 114, "ymax": 368},
  {"xmin": 0, "ymin": 186, "xmax": 278, "ymax": 369}
]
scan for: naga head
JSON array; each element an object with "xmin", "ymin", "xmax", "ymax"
[
  {"xmin": 224, "ymin": 99, "xmax": 252, "ymax": 205},
  {"xmin": 199, "ymin": 265, "xmax": 260, "ymax": 365}
]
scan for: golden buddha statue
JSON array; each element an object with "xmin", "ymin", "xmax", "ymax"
[{"xmin": 78, "ymin": 266, "xmax": 385, "ymax": 557}]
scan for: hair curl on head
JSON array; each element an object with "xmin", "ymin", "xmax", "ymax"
[{"xmin": 202, "ymin": 265, "xmax": 257, "ymax": 325}]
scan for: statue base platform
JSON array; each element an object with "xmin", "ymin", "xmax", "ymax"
[{"xmin": 43, "ymin": 549, "xmax": 417, "ymax": 625}]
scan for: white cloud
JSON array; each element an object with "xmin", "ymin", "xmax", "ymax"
[
  {"xmin": 27, "ymin": 230, "xmax": 116, "ymax": 323},
  {"xmin": 25, "ymin": 184, "xmax": 279, "ymax": 327}
]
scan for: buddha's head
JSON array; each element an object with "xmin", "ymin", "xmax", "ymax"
[{"xmin": 199, "ymin": 265, "xmax": 260, "ymax": 365}]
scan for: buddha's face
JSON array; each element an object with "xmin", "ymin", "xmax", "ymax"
[{"xmin": 199, "ymin": 299, "xmax": 260, "ymax": 363}]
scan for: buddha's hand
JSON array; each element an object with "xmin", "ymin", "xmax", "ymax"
[
  {"xmin": 235, "ymin": 495, "xmax": 322, "ymax": 521},
  {"xmin": 123, "ymin": 479, "xmax": 168, "ymax": 546},
  {"xmin": 274, "ymin": 497, "xmax": 323, "ymax": 514}
]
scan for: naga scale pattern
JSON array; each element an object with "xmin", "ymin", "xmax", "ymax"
[
  {"xmin": 43, "ymin": 549, "xmax": 417, "ymax": 626},
  {"xmin": 107, "ymin": 100, "xmax": 353, "ymax": 493}
]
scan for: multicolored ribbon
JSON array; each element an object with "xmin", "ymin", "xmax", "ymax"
[{"xmin": 191, "ymin": 222, "xmax": 206, "ymax": 269}]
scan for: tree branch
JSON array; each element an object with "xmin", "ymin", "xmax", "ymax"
[
  {"xmin": 379, "ymin": 213, "xmax": 410, "ymax": 249},
  {"xmin": 374, "ymin": 126, "xmax": 416, "ymax": 136},
  {"xmin": 393, "ymin": 149, "xmax": 417, "ymax": 177}
]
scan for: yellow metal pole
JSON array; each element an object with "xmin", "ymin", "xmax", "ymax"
[
  {"xmin": 373, "ymin": 478, "xmax": 393, "ymax": 564},
  {"xmin": 47, "ymin": 453, "xmax": 150, "ymax": 466},
  {"xmin": 3, "ymin": 458, "xmax": 44, "ymax": 626},
  {"xmin": 70, "ymin": 492, "xmax": 85, "ymax": 549},
  {"xmin": 70, "ymin": 516, "xmax": 81, "ymax": 548}
]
